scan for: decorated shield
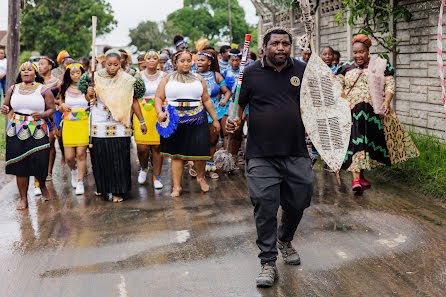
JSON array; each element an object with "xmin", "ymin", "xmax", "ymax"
[{"xmin": 300, "ymin": 54, "xmax": 351, "ymax": 172}]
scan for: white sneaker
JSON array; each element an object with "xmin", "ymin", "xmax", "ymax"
[
  {"xmin": 71, "ymin": 170, "xmax": 78, "ymax": 188},
  {"xmin": 34, "ymin": 186, "xmax": 42, "ymax": 196},
  {"xmin": 153, "ymin": 179, "xmax": 163, "ymax": 189},
  {"xmin": 75, "ymin": 181, "xmax": 84, "ymax": 195},
  {"xmin": 138, "ymin": 170, "xmax": 148, "ymax": 184}
]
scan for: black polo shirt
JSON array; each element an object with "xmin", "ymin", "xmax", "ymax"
[{"xmin": 239, "ymin": 57, "xmax": 308, "ymax": 160}]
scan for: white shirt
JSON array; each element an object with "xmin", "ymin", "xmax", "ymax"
[
  {"xmin": 141, "ymin": 71, "xmax": 164, "ymax": 98},
  {"xmin": 0, "ymin": 58, "xmax": 7, "ymax": 76},
  {"xmin": 165, "ymin": 74, "xmax": 203, "ymax": 107},
  {"xmin": 65, "ymin": 86, "xmax": 88, "ymax": 109},
  {"xmin": 11, "ymin": 83, "xmax": 46, "ymax": 114}
]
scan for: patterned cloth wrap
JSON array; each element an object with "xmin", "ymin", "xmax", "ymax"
[
  {"xmin": 63, "ymin": 109, "xmax": 90, "ymax": 121},
  {"xmin": 171, "ymin": 101, "xmax": 205, "ymax": 125},
  {"xmin": 7, "ymin": 114, "xmax": 48, "ymax": 140},
  {"xmin": 140, "ymin": 97, "xmax": 154, "ymax": 111}
]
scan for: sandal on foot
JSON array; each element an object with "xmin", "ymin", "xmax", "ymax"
[
  {"xmin": 208, "ymin": 171, "xmax": 219, "ymax": 179},
  {"xmin": 189, "ymin": 168, "xmax": 197, "ymax": 177}
]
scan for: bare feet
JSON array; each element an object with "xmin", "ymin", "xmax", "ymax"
[
  {"xmin": 171, "ymin": 186, "xmax": 182, "ymax": 197},
  {"xmin": 112, "ymin": 195, "xmax": 123, "ymax": 203},
  {"xmin": 197, "ymin": 178, "xmax": 209, "ymax": 192},
  {"xmin": 40, "ymin": 185, "xmax": 51, "ymax": 201},
  {"xmin": 16, "ymin": 199, "xmax": 28, "ymax": 210}
]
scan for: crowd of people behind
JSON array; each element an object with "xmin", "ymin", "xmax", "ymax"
[
  {"xmin": 0, "ymin": 34, "xmax": 263, "ymax": 209},
  {"xmin": 1, "ymin": 31, "xmax": 419, "ymax": 211}
]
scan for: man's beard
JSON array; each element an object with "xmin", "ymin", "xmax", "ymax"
[{"xmin": 271, "ymin": 54, "xmax": 288, "ymax": 66}]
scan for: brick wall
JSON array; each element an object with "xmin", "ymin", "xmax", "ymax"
[{"xmin": 260, "ymin": 0, "xmax": 446, "ymax": 139}]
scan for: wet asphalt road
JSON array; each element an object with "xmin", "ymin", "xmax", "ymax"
[{"xmin": 0, "ymin": 148, "xmax": 445, "ymax": 297}]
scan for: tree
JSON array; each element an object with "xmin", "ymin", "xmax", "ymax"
[
  {"xmin": 129, "ymin": 21, "xmax": 169, "ymax": 52},
  {"xmin": 20, "ymin": 0, "xmax": 117, "ymax": 59},
  {"xmin": 335, "ymin": 0, "xmax": 411, "ymax": 56},
  {"xmin": 167, "ymin": 0, "xmax": 251, "ymax": 45}
]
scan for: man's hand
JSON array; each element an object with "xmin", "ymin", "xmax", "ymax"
[{"xmin": 226, "ymin": 116, "xmax": 241, "ymax": 134}]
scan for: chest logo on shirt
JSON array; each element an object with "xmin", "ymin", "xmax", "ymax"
[{"xmin": 290, "ymin": 76, "xmax": 301, "ymax": 87}]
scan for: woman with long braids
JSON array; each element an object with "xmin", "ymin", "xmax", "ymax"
[
  {"xmin": 78, "ymin": 49, "xmax": 146, "ymax": 202},
  {"xmin": 154, "ymin": 51, "xmax": 220, "ymax": 197},
  {"xmin": 134, "ymin": 50, "xmax": 164, "ymax": 189},
  {"xmin": 1, "ymin": 62, "xmax": 56, "ymax": 210},
  {"xmin": 197, "ymin": 49, "xmax": 231, "ymax": 179},
  {"xmin": 59, "ymin": 63, "xmax": 89, "ymax": 195}
]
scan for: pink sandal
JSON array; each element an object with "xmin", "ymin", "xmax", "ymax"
[{"xmin": 352, "ymin": 179, "xmax": 362, "ymax": 192}]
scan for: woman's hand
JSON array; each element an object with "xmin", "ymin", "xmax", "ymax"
[
  {"xmin": 59, "ymin": 103, "xmax": 71, "ymax": 113},
  {"xmin": 1, "ymin": 104, "xmax": 10, "ymax": 115},
  {"xmin": 87, "ymin": 86, "xmax": 95, "ymax": 99},
  {"xmin": 30, "ymin": 112, "xmax": 44, "ymax": 120},
  {"xmin": 157, "ymin": 111, "xmax": 167, "ymax": 122},
  {"xmin": 140, "ymin": 123, "xmax": 147, "ymax": 135},
  {"xmin": 381, "ymin": 100, "xmax": 391, "ymax": 116},
  {"xmin": 212, "ymin": 120, "xmax": 221, "ymax": 134},
  {"xmin": 218, "ymin": 98, "xmax": 229, "ymax": 107}
]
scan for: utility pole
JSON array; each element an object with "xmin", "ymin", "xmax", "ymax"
[
  {"xmin": 7, "ymin": 0, "xmax": 21, "ymax": 90},
  {"xmin": 228, "ymin": 0, "xmax": 233, "ymax": 44}
]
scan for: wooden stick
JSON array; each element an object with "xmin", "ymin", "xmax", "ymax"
[{"xmin": 89, "ymin": 16, "xmax": 97, "ymax": 149}]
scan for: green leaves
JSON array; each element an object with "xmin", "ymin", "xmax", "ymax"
[
  {"xmin": 21, "ymin": 0, "xmax": 117, "ymax": 59},
  {"xmin": 167, "ymin": 0, "xmax": 252, "ymax": 45},
  {"xmin": 129, "ymin": 21, "xmax": 174, "ymax": 52},
  {"xmin": 335, "ymin": 0, "xmax": 412, "ymax": 55}
]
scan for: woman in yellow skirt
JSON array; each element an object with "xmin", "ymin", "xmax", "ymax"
[
  {"xmin": 59, "ymin": 63, "xmax": 89, "ymax": 195},
  {"xmin": 134, "ymin": 50, "xmax": 164, "ymax": 189}
]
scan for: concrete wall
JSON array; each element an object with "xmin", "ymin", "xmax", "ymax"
[{"xmin": 260, "ymin": 0, "xmax": 446, "ymax": 139}]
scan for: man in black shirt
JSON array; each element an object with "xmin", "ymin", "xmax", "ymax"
[{"xmin": 227, "ymin": 27, "xmax": 314, "ymax": 287}]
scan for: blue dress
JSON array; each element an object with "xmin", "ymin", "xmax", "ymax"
[
  {"xmin": 222, "ymin": 67, "xmax": 247, "ymax": 116},
  {"xmin": 199, "ymin": 71, "xmax": 225, "ymax": 123}
]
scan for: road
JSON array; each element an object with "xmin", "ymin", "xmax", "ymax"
[{"xmin": 0, "ymin": 152, "xmax": 445, "ymax": 297}]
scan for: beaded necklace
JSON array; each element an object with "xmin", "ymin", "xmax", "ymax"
[
  {"xmin": 143, "ymin": 70, "xmax": 161, "ymax": 81},
  {"xmin": 18, "ymin": 82, "xmax": 40, "ymax": 95},
  {"xmin": 44, "ymin": 75, "xmax": 61, "ymax": 90},
  {"xmin": 171, "ymin": 71, "xmax": 198, "ymax": 83},
  {"xmin": 198, "ymin": 71, "xmax": 213, "ymax": 81},
  {"xmin": 66, "ymin": 84, "xmax": 82, "ymax": 97}
]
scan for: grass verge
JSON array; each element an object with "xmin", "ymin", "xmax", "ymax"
[{"xmin": 375, "ymin": 131, "xmax": 446, "ymax": 201}]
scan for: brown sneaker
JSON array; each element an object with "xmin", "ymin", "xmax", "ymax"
[
  {"xmin": 277, "ymin": 241, "xmax": 301, "ymax": 265},
  {"xmin": 256, "ymin": 263, "xmax": 278, "ymax": 287}
]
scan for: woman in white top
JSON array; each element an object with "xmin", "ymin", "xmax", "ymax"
[
  {"xmin": 0, "ymin": 48, "xmax": 6, "ymax": 101},
  {"xmin": 79, "ymin": 50, "xmax": 147, "ymax": 203},
  {"xmin": 59, "ymin": 63, "xmax": 89, "ymax": 195},
  {"xmin": 133, "ymin": 51, "xmax": 164, "ymax": 189},
  {"xmin": 154, "ymin": 51, "xmax": 220, "ymax": 197},
  {"xmin": 1, "ymin": 62, "xmax": 56, "ymax": 210}
]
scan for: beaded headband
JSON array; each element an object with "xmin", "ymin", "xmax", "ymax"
[
  {"xmin": 145, "ymin": 50, "xmax": 160, "ymax": 61},
  {"xmin": 174, "ymin": 50, "xmax": 193, "ymax": 59},
  {"xmin": 42, "ymin": 57, "xmax": 56, "ymax": 67},
  {"xmin": 66, "ymin": 63, "xmax": 84, "ymax": 71},
  {"xmin": 20, "ymin": 61, "xmax": 38, "ymax": 73},
  {"xmin": 105, "ymin": 49, "xmax": 122, "ymax": 57},
  {"xmin": 62, "ymin": 56, "xmax": 72, "ymax": 63},
  {"xmin": 228, "ymin": 52, "xmax": 242, "ymax": 57},
  {"xmin": 175, "ymin": 40, "xmax": 187, "ymax": 48},
  {"xmin": 263, "ymin": 26, "xmax": 293, "ymax": 40},
  {"xmin": 198, "ymin": 52, "xmax": 214, "ymax": 59}
]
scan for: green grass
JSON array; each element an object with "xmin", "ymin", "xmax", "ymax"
[{"xmin": 375, "ymin": 131, "xmax": 446, "ymax": 200}]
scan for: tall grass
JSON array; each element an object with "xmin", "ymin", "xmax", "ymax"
[{"xmin": 375, "ymin": 131, "xmax": 446, "ymax": 200}]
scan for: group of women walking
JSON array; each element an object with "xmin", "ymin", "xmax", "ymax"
[{"xmin": 1, "ymin": 32, "xmax": 420, "ymax": 210}]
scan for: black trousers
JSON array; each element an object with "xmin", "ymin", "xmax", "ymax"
[{"xmin": 246, "ymin": 156, "xmax": 314, "ymax": 265}]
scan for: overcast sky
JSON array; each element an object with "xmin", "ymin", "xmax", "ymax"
[{"xmin": 0, "ymin": 0, "xmax": 259, "ymax": 47}]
